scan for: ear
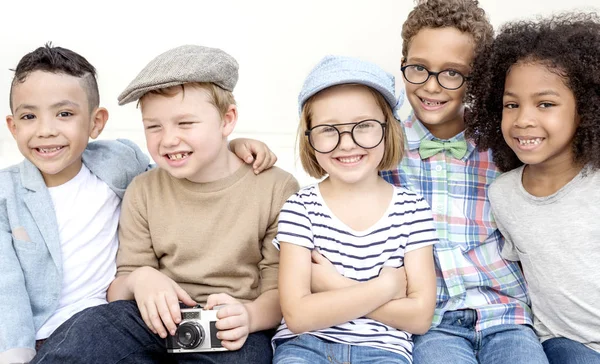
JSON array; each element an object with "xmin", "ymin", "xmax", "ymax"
[
  {"xmin": 6, "ymin": 115, "xmax": 17, "ymax": 139},
  {"xmin": 221, "ymin": 104, "xmax": 238, "ymax": 138},
  {"xmin": 89, "ymin": 107, "xmax": 109, "ymax": 139}
]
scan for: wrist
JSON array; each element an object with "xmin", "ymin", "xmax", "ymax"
[
  {"xmin": 243, "ymin": 302, "xmax": 255, "ymax": 333},
  {"xmin": 127, "ymin": 267, "xmax": 150, "ymax": 294}
]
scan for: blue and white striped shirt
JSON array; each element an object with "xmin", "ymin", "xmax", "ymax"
[{"xmin": 272, "ymin": 183, "xmax": 437, "ymax": 362}]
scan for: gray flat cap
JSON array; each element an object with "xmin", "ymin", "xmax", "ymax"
[{"xmin": 118, "ymin": 45, "xmax": 239, "ymax": 105}]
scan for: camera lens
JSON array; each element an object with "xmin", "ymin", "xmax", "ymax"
[{"xmin": 175, "ymin": 322, "xmax": 204, "ymax": 349}]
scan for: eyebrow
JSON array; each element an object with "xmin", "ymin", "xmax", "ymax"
[
  {"xmin": 503, "ymin": 90, "xmax": 561, "ymax": 97},
  {"xmin": 143, "ymin": 114, "xmax": 200, "ymax": 123},
  {"xmin": 14, "ymin": 100, "xmax": 81, "ymax": 113},
  {"xmin": 407, "ymin": 58, "xmax": 469, "ymax": 71}
]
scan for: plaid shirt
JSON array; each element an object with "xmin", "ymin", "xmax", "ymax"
[{"xmin": 380, "ymin": 112, "xmax": 533, "ymax": 331}]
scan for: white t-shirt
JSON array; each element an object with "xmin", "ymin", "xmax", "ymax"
[
  {"xmin": 272, "ymin": 184, "xmax": 438, "ymax": 362},
  {"xmin": 37, "ymin": 165, "xmax": 120, "ymax": 339}
]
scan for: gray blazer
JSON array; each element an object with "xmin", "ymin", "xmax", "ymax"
[{"xmin": 0, "ymin": 139, "xmax": 149, "ymax": 363}]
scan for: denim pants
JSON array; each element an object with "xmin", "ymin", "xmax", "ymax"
[
  {"xmin": 273, "ymin": 334, "xmax": 410, "ymax": 364},
  {"xmin": 31, "ymin": 300, "xmax": 273, "ymax": 364},
  {"xmin": 543, "ymin": 337, "xmax": 600, "ymax": 364},
  {"xmin": 413, "ymin": 309, "xmax": 549, "ymax": 364}
]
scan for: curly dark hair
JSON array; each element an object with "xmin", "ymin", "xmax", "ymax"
[
  {"xmin": 466, "ymin": 12, "xmax": 600, "ymax": 172},
  {"xmin": 9, "ymin": 42, "xmax": 99, "ymax": 112},
  {"xmin": 402, "ymin": 0, "xmax": 493, "ymax": 59}
]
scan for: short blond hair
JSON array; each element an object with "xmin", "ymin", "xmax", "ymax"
[
  {"xmin": 139, "ymin": 82, "xmax": 236, "ymax": 118},
  {"xmin": 298, "ymin": 85, "xmax": 404, "ymax": 179}
]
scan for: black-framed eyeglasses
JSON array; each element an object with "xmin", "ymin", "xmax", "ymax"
[
  {"xmin": 304, "ymin": 119, "xmax": 386, "ymax": 154},
  {"xmin": 401, "ymin": 64, "xmax": 470, "ymax": 90}
]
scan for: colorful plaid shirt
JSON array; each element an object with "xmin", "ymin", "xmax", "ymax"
[{"xmin": 380, "ymin": 112, "xmax": 533, "ymax": 331}]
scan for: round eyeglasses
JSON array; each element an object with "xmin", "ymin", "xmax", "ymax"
[
  {"xmin": 305, "ymin": 119, "xmax": 386, "ymax": 154},
  {"xmin": 401, "ymin": 64, "xmax": 470, "ymax": 90}
]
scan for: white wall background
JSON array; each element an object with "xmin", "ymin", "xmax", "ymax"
[{"xmin": 1, "ymin": 0, "xmax": 598, "ymax": 186}]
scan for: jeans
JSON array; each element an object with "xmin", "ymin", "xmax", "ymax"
[
  {"xmin": 543, "ymin": 337, "xmax": 600, "ymax": 364},
  {"xmin": 413, "ymin": 309, "xmax": 548, "ymax": 364},
  {"xmin": 31, "ymin": 300, "xmax": 273, "ymax": 364},
  {"xmin": 273, "ymin": 334, "xmax": 410, "ymax": 364}
]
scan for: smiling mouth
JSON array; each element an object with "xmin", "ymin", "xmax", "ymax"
[
  {"xmin": 336, "ymin": 155, "xmax": 363, "ymax": 163},
  {"xmin": 517, "ymin": 138, "xmax": 544, "ymax": 146},
  {"xmin": 419, "ymin": 97, "xmax": 447, "ymax": 107},
  {"xmin": 166, "ymin": 152, "xmax": 192, "ymax": 160},
  {"xmin": 36, "ymin": 146, "xmax": 64, "ymax": 153}
]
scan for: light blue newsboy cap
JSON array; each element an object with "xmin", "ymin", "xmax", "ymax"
[{"xmin": 298, "ymin": 55, "xmax": 397, "ymax": 114}]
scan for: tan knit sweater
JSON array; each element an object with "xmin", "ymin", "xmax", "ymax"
[{"xmin": 116, "ymin": 164, "xmax": 299, "ymax": 304}]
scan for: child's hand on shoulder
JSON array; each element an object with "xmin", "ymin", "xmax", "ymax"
[
  {"xmin": 130, "ymin": 267, "xmax": 196, "ymax": 339},
  {"xmin": 205, "ymin": 293, "xmax": 250, "ymax": 351},
  {"xmin": 229, "ymin": 138, "xmax": 277, "ymax": 174},
  {"xmin": 379, "ymin": 266, "xmax": 408, "ymax": 300}
]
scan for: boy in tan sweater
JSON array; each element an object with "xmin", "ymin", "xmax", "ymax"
[{"xmin": 32, "ymin": 45, "xmax": 299, "ymax": 364}]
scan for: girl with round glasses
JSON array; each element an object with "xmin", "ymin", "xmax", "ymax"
[{"xmin": 272, "ymin": 55, "xmax": 438, "ymax": 364}]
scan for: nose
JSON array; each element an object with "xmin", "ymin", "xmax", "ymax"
[
  {"xmin": 35, "ymin": 116, "xmax": 59, "ymax": 138},
  {"xmin": 161, "ymin": 126, "xmax": 181, "ymax": 148},
  {"xmin": 338, "ymin": 130, "xmax": 357, "ymax": 150},
  {"xmin": 513, "ymin": 106, "xmax": 537, "ymax": 129},
  {"xmin": 422, "ymin": 74, "xmax": 442, "ymax": 94}
]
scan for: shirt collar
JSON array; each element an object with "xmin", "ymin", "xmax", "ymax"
[{"xmin": 401, "ymin": 111, "xmax": 477, "ymax": 160}]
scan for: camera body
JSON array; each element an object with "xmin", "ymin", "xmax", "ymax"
[{"xmin": 165, "ymin": 305, "xmax": 226, "ymax": 353}]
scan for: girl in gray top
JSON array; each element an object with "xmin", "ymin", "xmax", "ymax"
[{"xmin": 465, "ymin": 12, "xmax": 600, "ymax": 364}]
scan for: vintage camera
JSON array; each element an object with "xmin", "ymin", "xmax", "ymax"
[{"xmin": 165, "ymin": 305, "xmax": 226, "ymax": 353}]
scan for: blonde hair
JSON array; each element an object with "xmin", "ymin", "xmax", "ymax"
[
  {"xmin": 139, "ymin": 82, "xmax": 236, "ymax": 118},
  {"xmin": 298, "ymin": 85, "xmax": 404, "ymax": 179}
]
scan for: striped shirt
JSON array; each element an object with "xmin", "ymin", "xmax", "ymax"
[
  {"xmin": 272, "ymin": 183, "xmax": 437, "ymax": 362},
  {"xmin": 380, "ymin": 112, "xmax": 533, "ymax": 331}
]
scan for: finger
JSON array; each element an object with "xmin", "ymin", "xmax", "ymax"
[
  {"xmin": 221, "ymin": 337, "xmax": 246, "ymax": 351},
  {"xmin": 252, "ymin": 147, "xmax": 267, "ymax": 173},
  {"xmin": 215, "ymin": 311, "xmax": 244, "ymax": 330},
  {"xmin": 205, "ymin": 293, "xmax": 233, "ymax": 310},
  {"xmin": 215, "ymin": 303, "xmax": 244, "ymax": 322},
  {"xmin": 255, "ymin": 148, "xmax": 276, "ymax": 173},
  {"xmin": 240, "ymin": 143, "xmax": 255, "ymax": 164},
  {"xmin": 216, "ymin": 326, "xmax": 249, "ymax": 342},
  {"xmin": 232, "ymin": 141, "xmax": 255, "ymax": 164},
  {"xmin": 174, "ymin": 284, "xmax": 196, "ymax": 308},
  {"xmin": 156, "ymin": 293, "xmax": 178, "ymax": 336},
  {"xmin": 138, "ymin": 303, "xmax": 157, "ymax": 334},
  {"xmin": 165, "ymin": 293, "xmax": 183, "ymax": 325},
  {"xmin": 145, "ymin": 300, "xmax": 167, "ymax": 338}
]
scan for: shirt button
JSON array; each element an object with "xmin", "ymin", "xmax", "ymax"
[{"xmin": 435, "ymin": 165, "xmax": 443, "ymax": 172}]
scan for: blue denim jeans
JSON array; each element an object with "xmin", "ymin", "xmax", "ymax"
[
  {"xmin": 543, "ymin": 337, "xmax": 600, "ymax": 364},
  {"xmin": 31, "ymin": 300, "xmax": 273, "ymax": 364},
  {"xmin": 273, "ymin": 334, "xmax": 410, "ymax": 364},
  {"xmin": 413, "ymin": 309, "xmax": 548, "ymax": 364}
]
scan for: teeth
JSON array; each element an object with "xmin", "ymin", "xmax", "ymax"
[
  {"xmin": 38, "ymin": 147, "xmax": 62, "ymax": 153},
  {"xmin": 338, "ymin": 156, "xmax": 362, "ymax": 163},
  {"xmin": 518, "ymin": 138, "xmax": 542, "ymax": 146},
  {"xmin": 423, "ymin": 99, "xmax": 442, "ymax": 106},
  {"xmin": 168, "ymin": 152, "xmax": 190, "ymax": 160}
]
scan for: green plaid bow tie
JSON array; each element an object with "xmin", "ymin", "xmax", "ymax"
[{"xmin": 418, "ymin": 139, "xmax": 468, "ymax": 160}]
